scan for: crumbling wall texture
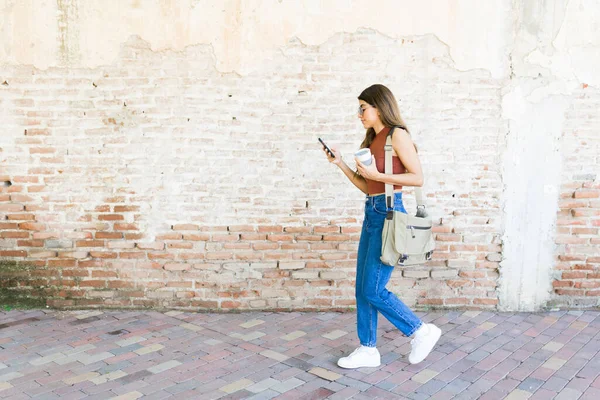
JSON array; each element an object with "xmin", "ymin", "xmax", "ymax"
[{"xmin": 0, "ymin": 0, "xmax": 598, "ymax": 311}]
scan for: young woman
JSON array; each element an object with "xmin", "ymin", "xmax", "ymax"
[{"xmin": 322, "ymin": 84, "xmax": 441, "ymax": 368}]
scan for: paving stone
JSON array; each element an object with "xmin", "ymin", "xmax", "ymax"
[
  {"xmin": 230, "ymin": 331, "xmax": 266, "ymax": 341},
  {"xmin": 281, "ymin": 331, "xmax": 307, "ymax": 341},
  {"xmin": 29, "ymin": 352, "xmax": 67, "ymax": 366},
  {"xmin": 134, "ymin": 344, "xmax": 164, "ymax": 355},
  {"xmin": 75, "ymin": 311, "xmax": 104, "ymax": 320},
  {"xmin": 301, "ymin": 387, "xmax": 335, "ymax": 399},
  {"xmin": 381, "ymin": 351, "xmax": 402, "ymax": 364},
  {"xmin": 581, "ymin": 387, "xmax": 600, "ymax": 400},
  {"xmin": 179, "ymin": 323, "xmax": 203, "ymax": 332},
  {"xmin": 308, "ymin": 367, "xmax": 341, "ymax": 381},
  {"xmin": 62, "ymin": 372, "xmax": 100, "ymax": 385},
  {"xmin": 416, "ymin": 379, "xmax": 447, "ymax": 396},
  {"xmin": 240, "ymin": 319, "xmax": 265, "ymax": 329},
  {"xmin": 479, "ymin": 322, "xmax": 497, "ymax": 331},
  {"xmin": 327, "ymin": 387, "xmax": 361, "ymax": 400},
  {"xmin": 0, "ymin": 382, "xmax": 13, "ymax": 392},
  {"xmin": 271, "ymin": 377, "xmax": 305, "ymax": 393},
  {"xmin": 460, "ymin": 367, "xmax": 487, "ymax": 382},
  {"xmin": 164, "ymin": 311, "xmax": 183, "ymax": 317},
  {"xmin": 529, "ymin": 389, "xmax": 559, "ymax": 400},
  {"xmin": 0, "ymin": 371, "xmax": 23, "ymax": 382},
  {"xmin": 219, "ymin": 378, "xmax": 254, "ymax": 394},
  {"xmin": 412, "ymin": 369, "xmax": 439, "ymax": 384},
  {"xmin": 336, "ymin": 376, "xmax": 372, "ymax": 391},
  {"xmin": 282, "ymin": 357, "xmax": 313, "ymax": 371},
  {"xmin": 543, "ymin": 341, "xmax": 564, "ymax": 352},
  {"xmin": 78, "ymin": 351, "xmax": 115, "ymax": 365},
  {"xmin": 554, "ymin": 367, "xmax": 582, "ymax": 381},
  {"xmin": 322, "ymin": 330, "xmax": 347, "ymax": 340},
  {"xmin": 554, "ymin": 388, "xmax": 583, "ymax": 400},
  {"xmin": 504, "ymin": 389, "xmax": 532, "ymax": 400},
  {"xmin": 470, "ymin": 378, "xmax": 496, "ymax": 394},
  {"xmin": 116, "ymin": 337, "xmax": 146, "ymax": 347},
  {"xmin": 375, "ymin": 379, "xmax": 397, "ymax": 391},
  {"xmin": 260, "ymin": 349, "xmax": 289, "ymax": 362},
  {"xmin": 147, "ymin": 360, "xmax": 182, "ymax": 374},
  {"xmin": 246, "ymin": 378, "xmax": 280, "ymax": 393},
  {"xmin": 465, "ymin": 349, "xmax": 490, "ymax": 362},
  {"xmin": 247, "ymin": 389, "xmax": 279, "ymax": 400},
  {"xmin": 114, "ymin": 370, "xmax": 153, "ymax": 385},
  {"xmin": 109, "ymin": 343, "xmax": 143, "ymax": 356},
  {"xmin": 435, "ymin": 368, "xmax": 461, "ymax": 383},
  {"xmin": 566, "ymin": 377, "xmax": 594, "ymax": 392},
  {"xmin": 444, "ymin": 378, "xmax": 470, "ymax": 394},
  {"xmin": 110, "ymin": 390, "xmax": 144, "ymax": 399},
  {"xmin": 90, "ymin": 370, "xmax": 128, "ymax": 384},
  {"xmin": 517, "ymin": 377, "xmax": 545, "ymax": 393}
]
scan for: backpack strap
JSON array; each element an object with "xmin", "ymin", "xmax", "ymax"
[
  {"xmin": 384, "ymin": 128, "xmax": 396, "ymax": 219},
  {"xmin": 384, "ymin": 127, "xmax": 426, "ymax": 219}
]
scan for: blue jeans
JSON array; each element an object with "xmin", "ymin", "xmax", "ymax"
[{"xmin": 356, "ymin": 192, "xmax": 423, "ymax": 347}]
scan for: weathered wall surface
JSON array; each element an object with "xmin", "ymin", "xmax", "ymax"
[
  {"xmin": 499, "ymin": 0, "xmax": 600, "ymax": 311},
  {"xmin": 0, "ymin": 0, "xmax": 598, "ymax": 311}
]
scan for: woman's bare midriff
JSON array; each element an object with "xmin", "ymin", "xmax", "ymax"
[{"xmin": 367, "ymin": 189, "xmax": 403, "ymax": 196}]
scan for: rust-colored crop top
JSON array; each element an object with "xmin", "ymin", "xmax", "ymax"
[{"xmin": 365, "ymin": 127, "xmax": 406, "ymax": 195}]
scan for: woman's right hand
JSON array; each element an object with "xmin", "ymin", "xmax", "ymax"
[{"xmin": 323, "ymin": 145, "xmax": 341, "ymax": 165}]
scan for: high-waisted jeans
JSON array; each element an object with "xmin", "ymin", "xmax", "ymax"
[{"xmin": 356, "ymin": 192, "xmax": 423, "ymax": 347}]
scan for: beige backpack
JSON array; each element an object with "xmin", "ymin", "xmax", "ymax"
[{"xmin": 380, "ymin": 127, "xmax": 435, "ymax": 266}]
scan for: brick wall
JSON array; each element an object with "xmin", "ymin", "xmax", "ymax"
[{"xmin": 0, "ymin": 29, "xmax": 596, "ymax": 311}]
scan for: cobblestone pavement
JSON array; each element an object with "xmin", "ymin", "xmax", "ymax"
[{"xmin": 1, "ymin": 309, "xmax": 599, "ymax": 399}]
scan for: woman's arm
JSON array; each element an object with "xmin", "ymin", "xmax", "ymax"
[
  {"xmin": 355, "ymin": 130, "xmax": 424, "ymax": 187},
  {"xmin": 323, "ymin": 146, "xmax": 369, "ymax": 194}
]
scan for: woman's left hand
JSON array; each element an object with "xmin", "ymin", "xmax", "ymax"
[{"xmin": 355, "ymin": 155, "xmax": 381, "ymax": 181}]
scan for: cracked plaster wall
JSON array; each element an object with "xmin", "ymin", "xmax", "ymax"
[
  {"xmin": 1, "ymin": 0, "xmax": 513, "ymax": 76},
  {"xmin": 1, "ymin": 0, "xmax": 599, "ymax": 311}
]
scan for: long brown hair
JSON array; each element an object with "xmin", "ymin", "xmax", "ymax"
[{"xmin": 358, "ymin": 84, "xmax": 409, "ymax": 149}]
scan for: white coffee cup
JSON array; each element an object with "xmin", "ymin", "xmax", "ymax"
[{"xmin": 354, "ymin": 148, "xmax": 372, "ymax": 166}]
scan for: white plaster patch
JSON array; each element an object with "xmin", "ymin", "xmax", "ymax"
[{"xmin": 499, "ymin": 83, "xmax": 569, "ymax": 311}]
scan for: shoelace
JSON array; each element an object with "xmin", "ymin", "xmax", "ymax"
[
  {"xmin": 410, "ymin": 335, "xmax": 424, "ymax": 347},
  {"xmin": 411, "ymin": 325, "xmax": 430, "ymax": 347},
  {"xmin": 347, "ymin": 346, "xmax": 370, "ymax": 358},
  {"xmin": 348, "ymin": 347, "xmax": 362, "ymax": 357}
]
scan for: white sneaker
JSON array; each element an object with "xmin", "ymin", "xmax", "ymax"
[
  {"xmin": 408, "ymin": 323, "xmax": 441, "ymax": 364},
  {"xmin": 337, "ymin": 346, "xmax": 381, "ymax": 369}
]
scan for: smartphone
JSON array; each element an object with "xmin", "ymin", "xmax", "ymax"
[{"xmin": 318, "ymin": 138, "xmax": 335, "ymax": 158}]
